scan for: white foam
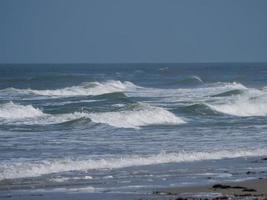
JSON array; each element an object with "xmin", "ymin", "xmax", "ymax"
[
  {"xmin": 43, "ymin": 99, "xmax": 99, "ymax": 106},
  {"xmin": 23, "ymin": 112, "xmax": 90, "ymax": 125},
  {"xmin": 1, "ymin": 149, "xmax": 266, "ymax": 180},
  {"xmin": 127, "ymin": 82, "xmax": 247, "ymax": 104},
  {"xmin": 208, "ymin": 102, "xmax": 267, "ymax": 117},
  {"xmin": 207, "ymin": 90, "xmax": 267, "ymax": 117},
  {"xmin": 30, "ymin": 80, "xmax": 137, "ymax": 96},
  {"xmin": 0, "ymin": 102, "xmax": 184, "ymax": 128},
  {"xmin": 1, "ymin": 80, "xmax": 138, "ymax": 97},
  {"xmin": 88, "ymin": 103, "xmax": 185, "ymax": 129},
  {"xmin": 0, "ymin": 102, "xmax": 44, "ymax": 119},
  {"xmin": 0, "ymin": 102, "xmax": 89, "ymax": 124}
]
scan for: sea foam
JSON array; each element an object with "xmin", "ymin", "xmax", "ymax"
[
  {"xmin": 88, "ymin": 103, "xmax": 185, "ymax": 129},
  {"xmin": 127, "ymin": 82, "xmax": 247, "ymax": 103},
  {"xmin": 1, "ymin": 80, "xmax": 138, "ymax": 97},
  {"xmin": 0, "ymin": 102, "xmax": 184, "ymax": 128},
  {"xmin": 0, "ymin": 102, "xmax": 44, "ymax": 119},
  {"xmin": 1, "ymin": 149, "xmax": 266, "ymax": 180},
  {"xmin": 207, "ymin": 90, "xmax": 267, "ymax": 116}
]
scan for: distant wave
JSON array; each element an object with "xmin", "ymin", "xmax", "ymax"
[
  {"xmin": 88, "ymin": 103, "xmax": 185, "ymax": 129},
  {"xmin": 0, "ymin": 80, "xmax": 139, "ymax": 97},
  {"xmin": 127, "ymin": 82, "xmax": 247, "ymax": 102},
  {"xmin": 0, "ymin": 102, "xmax": 184, "ymax": 128},
  {"xmin": 190, "ymin": 75, "xmax": 203, "ymax": 83},
  {"xmin": 177, "ymin": 75, "xmax": 204, "ymax": 85},
  {"xmin": 1, "ymin": 149, "xmax": 266, "ymax": 180},
  {"xmin": 0, "ymin": 81, "xmax": 247, "ymax": 104}
]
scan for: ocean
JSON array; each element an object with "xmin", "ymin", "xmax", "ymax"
[{"xmin": 0, "ymin": 63, "xmax": 267, "ymax": 198}]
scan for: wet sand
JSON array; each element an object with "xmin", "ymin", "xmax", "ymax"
[
  {"xmin": 1, "ymin": 179, "xmax": 266, "ymax": 200},
  {"xmin": 153, "ymin": 179, "xmax": 267, "ymax": 199}
]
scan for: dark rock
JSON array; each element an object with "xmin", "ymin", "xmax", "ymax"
[
  {"xmin": 242, "ymin": 188, "xmax": 257, "ymax": 192},
  {"xmin": 212, "ymin": 184, "xmax": 231, "ymax": 189},
  {"xmin": 231, "ymin": 186, "xmax": 246, "ymax": 189},
  {"xmin": 212, "ymin": 196, "xmax": 229, "ymax": 200},
  {"xmin": 175, "ymin": 198, "xmax": 188, "ymax": 200},
  {"xmin": 262, "ymin": 157, "xmax": 267, "ymax": 160}
]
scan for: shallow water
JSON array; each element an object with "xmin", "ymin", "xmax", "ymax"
[{"xmin": 0, "ymin": 63, "xmax": 267, "ymax": 194}]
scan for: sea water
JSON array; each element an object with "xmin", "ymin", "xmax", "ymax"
[{"xmin": 0, "ymin": 63, "xmax": 267, "ymax": 195}]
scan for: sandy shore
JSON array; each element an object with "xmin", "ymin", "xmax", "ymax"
[
  {"xmin": 153, "ymin": 179, "xmax": 267, "ymax": 200},
  {"xmin": 1, "ymin": 179, "xmax": 266, "ymax": 200}
]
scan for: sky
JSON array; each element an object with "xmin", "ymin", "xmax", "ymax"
[{"xmin": 0, "ymin": 0, "xmax": 267, "ymax": 63}]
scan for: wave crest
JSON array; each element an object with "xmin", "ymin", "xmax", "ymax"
[
  {"xmin": 0, "ymin": 102, "xmax": 44, "ymax": 119},
  {"xmin": 207, "ymin": 101, "xmax": 267, "ymax": 117},
  {"xmin": 1, "ymin": 80, "xmax": 138, "ymax": 97},
  {"xmin": 207, "ymin": 90, "xmax": 267, "ymax": 116},
  {"xmin": 0, "ymin": 102, "xmax": 88, "ymax": 125},
  {"xmin": 0, "ymin": 102, "xmax": 184, "ymax": 128},
  {"xmin": 88, "ymin": 103, "xmax": 185, "ymax": 129}
]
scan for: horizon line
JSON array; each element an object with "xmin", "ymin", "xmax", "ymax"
[{"xmin": 0, "ymin": 61, "xmax": 267, "ymax": 65}]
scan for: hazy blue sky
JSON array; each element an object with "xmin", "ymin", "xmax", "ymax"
[{"xmin": 0, "ymin": 0, "xmax": 267, "ymax": 63}]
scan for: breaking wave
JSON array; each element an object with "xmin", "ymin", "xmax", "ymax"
[
  {"xmin": 88, "ymin": 103, "xmax": 185, "ymax": 129},
  {"xmin": 207, "ymin": 100, "xmax": 267, "ymax": 117},
  {"xmin": 0, "ymin": 102, "xmax": 44, "ymax": 119},
  {"xmin": 1, "ymin": 149, "xmax": 266, "ymax": 180},
  {"xmin": 0, "ymin": 102, "xmax": 184, "ymax": 128},
  {"xmin": 207, "ymin": 89, "xmax": 267, "ymax": 117},
  {"xmin": 0, "ymin": 102, "xmax": 89, "ymax": 125},
  {"xmin": 127, "ymin": 82, "xmax": 247, "ymax": 103},
  {"xmin": 1, "ymin": 80, "xmax": 138, "ymax": 97}
]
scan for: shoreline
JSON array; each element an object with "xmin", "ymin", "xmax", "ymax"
[
  {"xmin": 153, "ymin": 178, "xmax": 267, "ymax": 199},
  {"xmin": 1, "ymin": 156, "xmax": 267, "ymax": 199},
  {"xmin": 1, "ymin": 179, "xmax": 267, "ymax": 200}
]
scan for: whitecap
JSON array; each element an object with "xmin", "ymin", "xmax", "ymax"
[
  {"xmin": 127, "ymin": 82, "xmax": 247, "ymax": 104},
  {"xmin": 0, "ymin": 102, "xmax": 185, "ymax": 128},
  {"xmin": 0, "ymin": 102, "xmax": 87, "ymax": 125},
  {"xmin": 0, "ymin": 80, "xmax": 139, "ymax": 98},
  {"xmin": 207, "ymin": 90, "xmax": 267, "ymax": 117},
  {"xmin": 88, "ymin": 103, "xmax": 185, "ymax": 129},
  {"xmin": 0, "ymin": 102, "xmax": 44, "ymax": 119}
]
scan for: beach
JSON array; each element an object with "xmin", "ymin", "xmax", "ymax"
[
  {"xmin": 154, "ymin": 179, "xmax": 267, "ymax": 200},
  {"xmin": 1, "ymin": 178, "xmax": 266, "ymax": 200},
  {"xmin": 1, "ymin": 156, "xmax": 267, "ymax": 200}
]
